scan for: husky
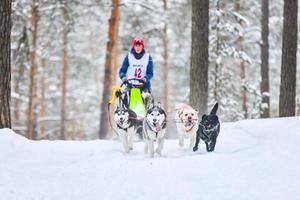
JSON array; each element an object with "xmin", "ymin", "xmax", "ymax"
[
  {"xmin": 143, "ymin": 103, "xmax": 167, "ymax": 157},
  {"xmin": 114, "ymin": 94, "xmax": 143, "ymax": 153},
  {"xmin": 175, "ymin": 103, "xmax": 199, "ymax": 149}
]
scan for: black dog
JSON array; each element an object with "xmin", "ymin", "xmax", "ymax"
[{"xmin": 193, "ymin": 103, "xmax": 220, "ymax": 152}]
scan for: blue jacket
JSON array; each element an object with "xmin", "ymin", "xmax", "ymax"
[{"xmin": 119, "ymin": 48, "xmax": 153, "ymax": 89}]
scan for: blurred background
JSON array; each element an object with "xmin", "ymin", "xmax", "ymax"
[{"xmin": 10, "ymin": 0, "xmax": 300, "ymax": 140}]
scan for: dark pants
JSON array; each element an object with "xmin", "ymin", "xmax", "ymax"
[
  {"xmin": 121, "ymin": 82, "xmax": 151, "ymax": 108},
  {"xmin": 126, "ymin": 81, "xmax": 151, "ymax": 93}
]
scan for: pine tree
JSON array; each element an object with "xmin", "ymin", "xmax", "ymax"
[
  {"xmin": 27, "ymin": 0, "xmax": 39, "ymax": 139},
  {"xmin": 99, "ymin": 0, "xmax": 120, "ymax": 139},
  {"xmin": 279, "ymin": 0, "xmax": 298, "ymax": 117},
  {"xmin": 209, "ymin": 0, "xmax": 252, "ymax": 121},
  {"xmin": 0, "ymin": 0, "xmax": 12, "ymax": 128},
  {"xmin": 260, "ymin": 0, "xmax": 270, "ymax": 118},
  {"xmin": 235, "ymin": 0, "xmax": 248, "ymax": 118},
  {"xmin": 60, "ymin": 0, "xmax": 69, "ymax": 140},
  {"xmin": 190, "ymin": 0, "xmax": 209, "ymax": 115}
]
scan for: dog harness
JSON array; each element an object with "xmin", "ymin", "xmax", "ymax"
[
  {"xmin": 144, "ymin": 118, "xmax": 166, "ymax": 138},
  {"xmin": 116, "ymin": 119, "xmax": 130, "ymax": 131},
  {"xmin": 199, "ymin": 122, "xmax": 220, "ymax": 138},
  {"xmin": 185, "ymin": 123, "xmax": 195, "ymax": 133}
]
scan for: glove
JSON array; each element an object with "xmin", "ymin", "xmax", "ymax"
[
  {"xmin": 141, "ymin": 77, "xmax": 147, "ymax": 84},
  {"xmin": 121, "ymin": 77, "xmax": 128, "ymax": 83},
  {"xmin": 115, "ymin": 90, "xmax": 122, "ymax": 98}
]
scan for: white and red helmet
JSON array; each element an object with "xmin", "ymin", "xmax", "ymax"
[{"xmin": 132, "ymin": 36, "xmax": 144, "ymax": 50}]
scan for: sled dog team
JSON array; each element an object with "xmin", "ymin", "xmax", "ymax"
[{"xmin": 114, "ymin": 93, "xmax": 220, "ymax": 157}]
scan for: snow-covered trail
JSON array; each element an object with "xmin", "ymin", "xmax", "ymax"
[{"xmin": 1, "ymin": 117, "xmax": 300, "ymax": 200}]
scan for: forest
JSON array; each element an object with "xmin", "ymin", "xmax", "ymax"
[{"xmin": 0, "ymin": 0, "xmax": 299, "ymax": 140}]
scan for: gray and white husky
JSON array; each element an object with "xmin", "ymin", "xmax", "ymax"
[
  {"xmin": 114, "ymin": 99, "xmax": 143, "ymax": 153},
  {"xmin": 143, "ymin": 103, "xmax": 167, "ymax": 157}
]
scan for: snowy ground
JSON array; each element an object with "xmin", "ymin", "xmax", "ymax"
[{"xmin": 1, "ymin": 117, "xmax": 300, "ymax": 200}]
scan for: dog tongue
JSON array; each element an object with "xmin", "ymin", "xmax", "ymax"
[{"xmin": 155, "ymin": 123, "xmax": 162, "ymax": 132}]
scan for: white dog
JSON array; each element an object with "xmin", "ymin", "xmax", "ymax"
[
  {"xmin": 175, "ymin": 103, "xmax": 199, "ymax": 149},
  {"xmin": 143, "ymin": 103, "xmax": 167, "ymax": 157}
]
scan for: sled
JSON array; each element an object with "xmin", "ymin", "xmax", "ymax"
[
  {"xmin": 122, "ymin": 78, "xmax": 146, "ymax": 118},
  {"xmin": 109, "ymin": 78, "xmax": 146, "ymax": 119}
]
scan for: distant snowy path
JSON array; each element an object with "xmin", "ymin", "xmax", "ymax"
[{"xmin": 1, "ymin": 117, "xmax": 300, "ymax": 200}]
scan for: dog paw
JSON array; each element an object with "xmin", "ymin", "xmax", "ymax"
[
  {"xmin": 124, "ymin": 148, "xmax": 130, "ymax": 153},
  {"xmin": 193, "ymin": 147, "xmax": 198, "ymax": 152},
  {"xmin": 156, "ymin": 149, "xmax": 162, "ymax": 156}
]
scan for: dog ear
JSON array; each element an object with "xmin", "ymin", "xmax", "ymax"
[
  {"xmin": 157, "ymin": 102, "xmax": 162, "ymax": 108},
  {"xmin": 212, "ymin": 115, "xmax": 219, "ymax": 121},
  {"xmin": 121, "ymin": 101, "xmax": 128, "ymax": 109},
  {"xmin": 148, "ymin": 103, "xmax": 154, "ymax": 110}
]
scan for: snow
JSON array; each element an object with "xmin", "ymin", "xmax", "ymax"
[{"xmin": 1, "ymin": 117, "xmax": 300, "ymax": 200}]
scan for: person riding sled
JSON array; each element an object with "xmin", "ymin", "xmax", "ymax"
[
  {"xmin": 119, "ymin": 36, "xmax": 153, "ymax": 93},
  {"xmin": 118, "ymin": 36, "xmax": 153, "ymax": 113}
]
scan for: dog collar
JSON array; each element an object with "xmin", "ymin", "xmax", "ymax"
[
  {"xmin": 185, "ymin": 124, "xmax": 195, "ymax": 133},
  {"xmin": 116, "ymin": 119, "xmax": 130, "ymax": 130},
  {"xmin": 200, "ymin": 123, "xmax": 220, "ymax": 137},
  {"xmin": 204, "ymin": 123, "xmax": 219, "ymax": 132}
]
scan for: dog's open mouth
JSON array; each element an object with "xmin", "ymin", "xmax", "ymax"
[
  {"xmin": 153, "ymin": 122, "xmax": 162, "ymax": 132},
  {"xmin": 185, "ymin": 120, "xmax": 194, "ymax": 127}
]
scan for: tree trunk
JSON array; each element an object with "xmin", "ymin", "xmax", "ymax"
[
  {"xmin": 70, "ymin": 99, "xmax": 78, "ymax": 140},
  {"xmin": 39, "ymin": 58, "xmax": 46, "ymax": 139},
  {"xmin": 240, "ymin": 60, "xmax": 247, "ymax": 118},
  {"xmin": 214, "ymin": 0, "xmax": 221, "ymax": 103},
  {"xmin": 99, "ymin": 0, "xmax": 120, "ymax": 139},
  {"xmin": 163, "ymin": 0, "xmax": 169, "ymax": 117},
  {"xmin": 190, "ymin": 0, "xmax": 209, "ymax": 115},
  {"xmin": 60, "ymin": 2, "xmax": 69, "ymax": 140},
  {"xmin": 111, "ymin": 28, "xmax": 119, "ymax": 85},
  {"xmin": 0, "ymin": 0, "xmax": 12, "ymax": 128},
  {"xmin": 260, "ymin": 0, "xmax": 270, "ymax": 118},
  {"xmin": 27, "ymin": 0, "xmax": 39, "ymax": 139},
  {"xmin": 13, "ymin": 26, "xmax": 28, "ymax": 122},
  {"xmin": 89, "ymin": 32, "xmax": 101, "ymax": 108},
  {"xmin": 279, "ymin": 0, "xmax": 298, "ymax": 117},
  {"xmin": 235, "ymin": 0, "xmax": 248, "ymax": 119},
  {"xmin": 80, "ymin": 117, "xmax": 85, "ymax": 140}
]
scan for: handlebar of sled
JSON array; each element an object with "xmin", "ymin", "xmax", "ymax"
[
  {"xmin": 108, "ymin": 78, "xmax": 145, "ymax": 105},
  {"xmin": 120, "ymin": 78, "xmax": 146, "ymax": 88}
]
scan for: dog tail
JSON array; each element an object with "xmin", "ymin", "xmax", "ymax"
[{"xmin": 210, "ymin": 103, "xmax": 218, "ymax": 115}]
